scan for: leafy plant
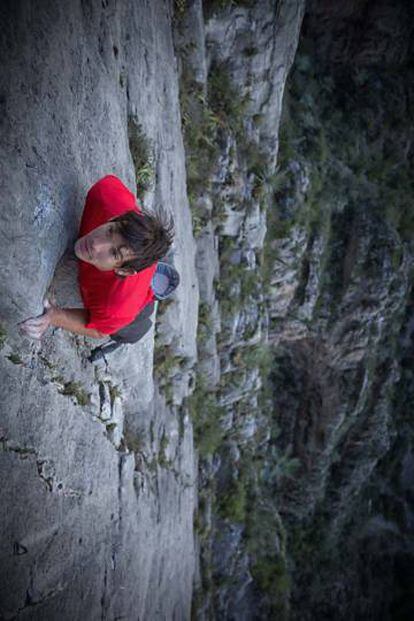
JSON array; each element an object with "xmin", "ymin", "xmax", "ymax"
[
  {"xmin": 59, "ymin": 381, "xmax": 90, "ymax": 406},
  {"xmin": 208, "ymin": 63, "xmax": 250, "ymax": 137},
  {"xmin": 217, "ymin": 476, "xmax": 247, "ymax": 522},
  {"xmin": 7, "ymin": 352, "xmax": 23, "ymax": 365},
  {"xmin": 0, "ymin": 324, "xmax": 6, "ymax": 350},
  {"xmin": 124, "ymin": 426, "xmax": 145, "ymax": 454},
  {"xmin": 186, "ymin": 374, "xmax": 225, "ymax": 457},
  {"xmin": 128, "ymin": 117, "xmax": 154, "ymax": 199}
]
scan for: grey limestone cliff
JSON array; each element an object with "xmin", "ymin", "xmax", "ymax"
[
  {"xmin": 3, "ymin": 1, "xmax": 410, "ymax": 620},
  {"xmin": 0, "ymin": 1, "xmax": 198, "ymax": 619},
  {"xmin": 175, "ymin": 0, "xmax": 414, "ymax": 619}
]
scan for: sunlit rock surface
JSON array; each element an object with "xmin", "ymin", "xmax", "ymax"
[
  {"xmin": 3, "ymin": 0, "xmax": 411, "ymax": 619},
  {"xmin": 0, "ymin": 1, "xmax": 198, "ymax": 618}
]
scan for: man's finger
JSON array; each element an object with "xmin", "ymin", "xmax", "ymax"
[
  {"xmin": 19, "ymin": 318, "xmax": 46, "ymax": 329},
  {"xmin": 19, "ymin": 322, "xmax": 42, "ymax": 333},
  {"xmin": 23, "ymin": 332, "xmax": 43, "ymax": 340},
  {"xmin": 18, "ymin": 316, "xmax": 41, "ymax": 326},
  {"xmin": 19, "ymin": 324, "xmax": 45, "ymax": 338},
  {"xmin": 20, "ymin": 329, "xmax": 42, "ymax": 339}
]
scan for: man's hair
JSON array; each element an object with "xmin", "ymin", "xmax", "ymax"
[{"xmin": 112, "ymin": 207, "xmax": 174, "ymax": 272}]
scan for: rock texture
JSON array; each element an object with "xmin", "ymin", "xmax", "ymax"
[
  {"xmin": 174, "ymin": 1, "xmax": 306, "ymax": 618},
  {"xmin": 175, "ymin": 0, "xmax": 414, "ymax": 619},
  {"xmin": 3, "ymin": 0, "xmax": 410, "ymax": 619},
  {"xmin": 0, "ymin": 1, "xmax": 198, "ymax": 619},
  {"xmin": 272, "ymin": 3, "xmax": 414, "ymax": 618}
]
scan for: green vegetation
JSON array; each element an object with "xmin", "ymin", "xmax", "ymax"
[
  {"xmin": 242, "ymin": 343, "xmax": 272, "ymax": 372},
  {"xmin": 153, "ymin": 343, "xmax": 185, "ymax": 381},
  {"xmin": 174, "ymin": 0, "xmax": 186, "ymax": 16},
  {"xmin": 243, "ymin": 491, "xmax": 290, "ymax": 616},
  {"xmin": 251, "ymin": 555, "xmax": 290, "ymax": 618},
  {"xmin": 259, "ymin": 445, "xmax": 301, "ymax": 486},
  {"xmin": 203, "ymin": 0, "xmax": 256, "ymax": 16},
  {"xmin": 208, "ymin": 63, "xmax": 250, "ymax": 138},
  {"xmin": 217, "ymin": 475, "xmax": 247, "ymax": 522},
  {"xmin": 58, "ymin": 381, "xmax": 90, "ymax": 406},
  {"xmin": 240, "ymin": 139, "xmax": 274, "ymax": 203},
  {"xmin": 179, "ymin": 73, "xmax": 220, "ymax": 205},
  {"xmin": 197, "ymin": 301, "xmax": 214, "ymax": 345},
  {"xmin": 128, "ymin": 117, "xmax": 154, "ymax": 199},
  {"xmin": 273, "ymin": 46, "xmax": 414, "ymax": 239},
  {"xmin": 0, "ymin": 324, "xmax": 6, "ymax": 350},
  {"xmin": 158, "ymin": 431, "xmax": 171, "ymax": 468},
  {"xmin": 7, "ymin": 352, "xmax": 23, "ymax": 365},
  {"xmin": 106, "ymin": 381, "xmax": 122, "ymax": 404},
  {"xmin": 186, "ymin": 375, "xmax": 225, "ymax": 457},
  {"xmin": 215, "ymin": 237, "xmax": 263, "ymax": 319},
  {"xmin": 38, "ymin": 355, "xmax": 55, "ymax": 370},
  {"xmin": 261, "ymin": 38, "xmax": 414, "ymax": 319},
  {"xmin": 124, "ymin": 426, "xmax": 144, "ymax": 454},
  {"xmin": 178, "ymin": 60, "xmax": 250, "ymax": 235}
]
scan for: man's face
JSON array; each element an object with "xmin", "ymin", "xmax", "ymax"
[{"xmin": 74, "ymin": 221, "xmax": 136, "ymax": 272}]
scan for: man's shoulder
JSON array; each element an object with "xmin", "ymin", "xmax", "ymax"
[
  {"xmin": 91, "ymin": 175, "xmax": 131, "ymax": 193},
  {"xmin": 80, "ymin": 175, "xmax": 139, "ymax": 235},
  {"xmin": 88, "ymin": 175, "xmax": 138, "ymax": 213}
]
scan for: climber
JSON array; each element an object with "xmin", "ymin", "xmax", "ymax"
[{"xmin": 19, "ymin": 174, "xmax": 175, "ymax": 341}]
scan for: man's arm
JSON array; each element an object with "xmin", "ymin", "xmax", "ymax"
[
  {"xmin": 49, "ymin": 308, "xmax": 106, "ymax": 339},
  {"xmin": 20, "ymin": 303, "xmax": 106, "ymax": 340}
]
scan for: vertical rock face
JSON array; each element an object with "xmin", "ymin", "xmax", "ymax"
[
  {"xmin": 267, "ymin": 2, "xmax": 414, "ymax": 618},
  {"xmin": 0, "ymin": 1, "xmax": 198, "ymax": 619},
  {"xmin": 3, "ymin": 0, "xmax": 410, "ymax": 619},
  {"xmin": 174, "ymin": 1, "xmax": 306, "ymax": 618},
  {"xmin": 175, "ymin": 0, "xmax": 413, "ymax": 619}
]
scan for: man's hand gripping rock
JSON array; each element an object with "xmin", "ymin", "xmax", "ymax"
[{"xmin": 19, "ymin": 299, "xmax": 57, "ymax": 340}]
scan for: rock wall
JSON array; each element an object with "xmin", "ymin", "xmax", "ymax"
[
  {"xmin": 173, "ymin": 1, "xmax": 305, "ymax": 618},
  {"xmin": 272, "ymin": 2, "xmax": 414, "ymax": 617},
  {"xmin": 174, "ymin": 0, "xmax": 414, "ymax": 619},
  {"xmin": 0, "ymin": 1, "xmax": 198, "ymax": 619},
  {"xmin": 3, "ymin": 1, "xmax": 407, "ymax": 619}
]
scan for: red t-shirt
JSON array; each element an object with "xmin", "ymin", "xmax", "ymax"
[{"xmin": 78, "ymin": 175, "xmax": 156, "ymax": 334}]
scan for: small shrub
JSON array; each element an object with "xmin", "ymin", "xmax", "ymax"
[
  {"xmin": 218, "ymin": 476, "xmax": 247, "ymax": 522},
  {"xmin": 204, "ymin": 0, "xmax": 255, "ymax": 14},
  {"xmin": 261, "ymin": 446, "xmax": 301, "ymax": 485},
  {"xmin": 128, "ymin": 117, "xmax": 154, "ymax": 199},
  {"xmin": 244, "ymin": 46, "xmax": 258, "ymax": 58},
  {"xmin": 153, "ymin": 344, "xmax": 181, "ymax": 381},
  {"xmin": 124, "ymin": 426, "xmax": 144, "ymax": 453},
  {"xmin": 106, "ymin": 381, "xmax": 122, "ymax": 404},
  {"xmin": 59, "ymin": 381, "xmax": 90, "ymax": 406},
  {"xmin": 243, "ymin": 343, "xmax": 272, "ymax": 373},
  {"xmin": 7, "ymin": 353, "xmax": 23, "ymax": 365},
  {"xmin": 38, "ymin": 355, "xmax": 55, "ymax": 370},
  {"xmin": 174, "ymin": 0, "xmax": 187, "ymax": 16},
  {"xmin": 208, "ymin": 63, "xmax": 249, "ymax": 138},
  {"xmin": 0, "ymin": 324, "xmax": 6, "ymax": 349},
  {"xmin": 179, "ymin": 73, "xmax": 220, "ymax": 204},
  {"xmin": 197, "ymin": 302, "xmax": 214, "ymax": 346},
  {"xmin": 186, "ymin": 375, "xmax": 225, "ymax": 457},
  {"xmin": 158, "ymin": 431, "xmax": 171, "ymax": 468},
  {"xmin": 240, "ymin": 270, "xmax": 258, "ymax": 301}
]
